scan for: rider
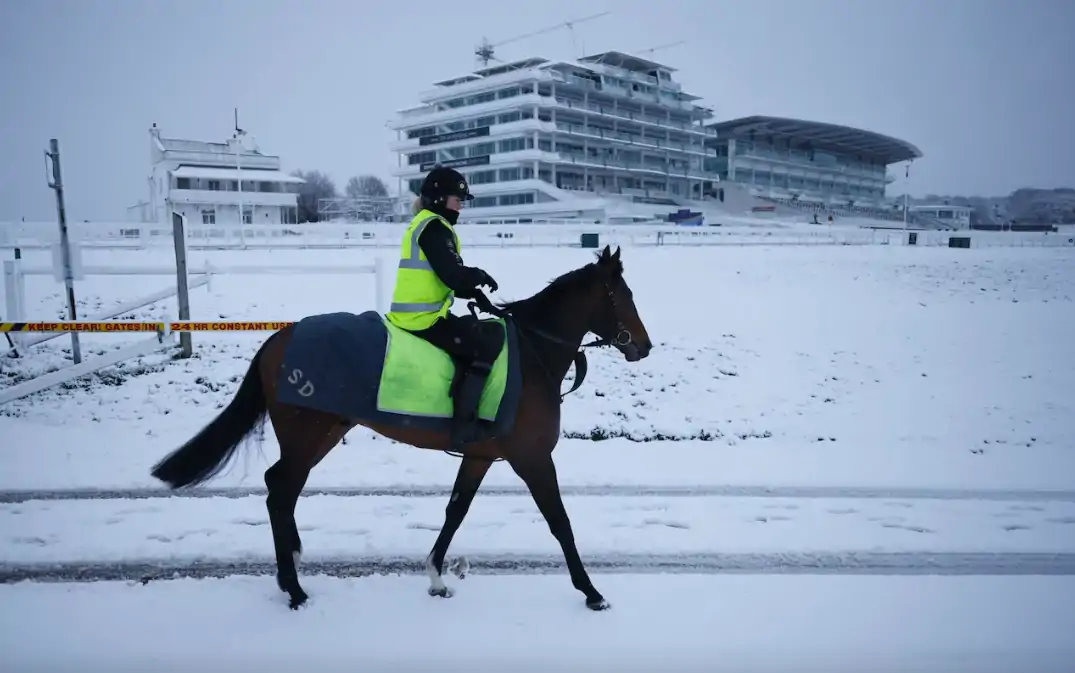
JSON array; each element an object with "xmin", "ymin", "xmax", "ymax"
[{"xmin": 386, "ymin": 164, "xmax": 502, "ymax": 451}]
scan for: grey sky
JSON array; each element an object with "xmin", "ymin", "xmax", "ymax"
[{"xmin": 1, "ymin": 0, "xmax": 1072, "ymax": 221}]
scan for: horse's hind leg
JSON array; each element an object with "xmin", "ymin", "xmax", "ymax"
[
  {"xmin": 262, "ymin": 403, "xmax": 349, "ymax": 610},
  {"xmin": 265, "ymin": 455, "xmax": 312, "ymax": 609},
  {"xmin": 425, "ymin": 457, "xmax": 493, "ymax": 598}
]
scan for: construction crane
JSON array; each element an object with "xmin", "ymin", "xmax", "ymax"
[
  {"xmin": 474, "ymin": 11, "xmax": 611, "ymax": 68},
  {"xmin": 636, "ymin": 40, "xmax": 688, "ymax": 58}
]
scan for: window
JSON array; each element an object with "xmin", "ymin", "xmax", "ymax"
[
  {"xmin": 469, "ymin": 142, "xmax": 495, "ymax": 157},
  {"xmin": 176, "ymin": 177, "xmax": 191, "ymax": 189},
  {"xmin": 469, "ymin": 170, "xmax": 497, "ymax": 185},
  {"xmin": 207, "ymin": 180, "xmax": 221, "ymax": 191},
  {"xmin": 472, "ymin": 196, "xmax": 498, "ymax": 208},
  {"xmin": 498, "ymin": 193, "xmax": 534, "ymax": 206},
  {"xmin": 408, "ymin": 151, "xmax": 436, "ymax": 166},
  {"xmin": 498, "ymin": 137, "xmax": 526, "ymax": 153},
  {"xmin": 201, "ymin": 208, "xmax": 216, "ymax": 225},
  {"xmin": 242, "ymin": 207, "xmax": 253, "ymax": 225},
  {"xmin": 498, "ymin": 167, "xmax": 521, "ymax": 181}
]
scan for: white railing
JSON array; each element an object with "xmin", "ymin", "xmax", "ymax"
[
  {"xmin": 3, "ymin": 259, "xmax": 212, "ymax": 354},
  {"xmin": 3, "ymin": 220, "xmax": 1074, "ymax": 252},
  {"xmin": 0, "ymin": 213, "xmax": 389, "ymax": 405},
  {"xmin": 3, "ymin": 257, "xmax": 386, "ymax": 353}
]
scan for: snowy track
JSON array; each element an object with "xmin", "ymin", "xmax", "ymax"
[
  {"xmin": 5, "ymin": 489, "xmax": 1075, "ymax": 583},
  {"xmin": 5, "ymin": 483, "xmax": 1075, "ymax": 503},
  {"xmin": 6, "ymin": 551, "xmax": 1075, "ymax": 584}
]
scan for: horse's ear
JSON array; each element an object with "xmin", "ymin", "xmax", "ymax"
[
  {"xmin": 611, "ymin": 246, "xmax": 621, "ymax": 263},
  {"xmin": 599, "ymin": 245, "xmax": 612, "ymax": 263}
]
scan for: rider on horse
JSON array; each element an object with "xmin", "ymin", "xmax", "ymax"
[{"xmin": 386, "ymin": 164, "xmax": 502, "ymax": 452}]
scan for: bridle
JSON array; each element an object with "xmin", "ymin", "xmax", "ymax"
[{"xmin": 468, "ymin": 281, "xmax": 632, "ymax": 401}]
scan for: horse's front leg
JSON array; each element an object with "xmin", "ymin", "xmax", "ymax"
[
  {"xmin": 425, "ymin": 456, "xmax": 493, "ymax": 598},
  {"xmin": 508, "ymin": 454, "xmax": 609, "ymax": 611}
]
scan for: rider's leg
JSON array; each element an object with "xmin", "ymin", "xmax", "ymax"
[{"xmin": 409, "ymin": 315, "xmax": 500, "ymax": 450}]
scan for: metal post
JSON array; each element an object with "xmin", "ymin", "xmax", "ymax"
[
  {"xmin": 171, "ymin": 211, "xmax": 193, "ymax": 358},
  {"xmin": 902, "ymin": 160, "xmax": 911, "ymax": 231},
  {"xmin": 234, "ymin": 108, "xmax": 246, "ymax": 247},
  {"xmin": 373, "ymin": 255, "xmax": 386, "ymax": 315},
  {"xmin": 2, "ymin": 255, "xmax": 19, "ymax": 357},
  {"xmin": 45, "ymin": 138, "xmax": 82, "ymax": 364}
]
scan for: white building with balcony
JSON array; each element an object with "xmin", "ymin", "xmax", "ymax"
[
  {"xmin": 388, "ymin": 52, "xmax": 723, "ymax": 223},
  {"xmin": 139, "ymin": 123, "xmax": 304, "ymax": 226}
]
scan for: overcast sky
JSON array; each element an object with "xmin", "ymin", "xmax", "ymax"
[{"xmin": 1, "ymin": 0, "xmax": 1072, "ymax": 221}]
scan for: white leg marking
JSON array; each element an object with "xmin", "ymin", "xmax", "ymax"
[{"xmin": 426, "ymin": 550, "xmax": 453, "ymax": 597}]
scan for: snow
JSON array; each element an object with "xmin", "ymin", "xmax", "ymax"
[
  {"xmin": 3, "ymin": 575, "xmax": 1074, "ymax": 672},
  {"xmin": 6, "ymin": 494, "xmax": 1075, "ymax": 565},
  {"xmin": 3, "ymin": 244, "xmax": 1074, "ymax": 492},
  {"xmin": 2, "ymin": 242, "xmax": 1075, "ymax": 669}
]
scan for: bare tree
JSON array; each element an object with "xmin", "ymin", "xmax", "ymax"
[
  {"xmin": 290, "ymin": 169, "xmax": 337, "ymax": 222},
  {"xmin": 340, "ymin": 174, "xmax": 395, "ymax": 221},
  {"xmin": 345, "ymin": 174, "xmax": 389, "ymax": 199}
]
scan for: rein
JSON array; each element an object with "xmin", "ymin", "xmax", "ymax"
[{"xmin": 467, "ymin": 284, "xmax": 632, "ymax": 402}]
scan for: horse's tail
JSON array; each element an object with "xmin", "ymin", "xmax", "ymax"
[{"xmin": 150, "ymin": 337, "xmax": 271, "ymax": 489}]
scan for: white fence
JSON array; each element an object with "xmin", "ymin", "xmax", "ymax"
[
  {"xmin": 4, "ymin": 219, "xmax": 1075, "ymax": 251},
  {"xmin": 0, "ymin": 213, "xmax": 388, "ymax": 405}
]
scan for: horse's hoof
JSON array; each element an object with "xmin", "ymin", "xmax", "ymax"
[
  {"xmin": 288, "ymin": 592, "xmax": 309, "ymax": 610},
  {"xmin": 428, "ymin": 585, "xmax": 455, "ymax": 599},
  {"xmin": 586, "ymin": 597, "xmax": 611, "ymax": 611},
  {"xmin": 447, "ymin": 556, "xmax": 469, "ymax": 580}
]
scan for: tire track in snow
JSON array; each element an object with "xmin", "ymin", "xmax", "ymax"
[
  {"xmin": 4, "ymin": 484, "xmax": 1075, "ymax": 504},
  {"xmin": 5, "ymin": 552, "xmax": 1075, "ymax": 584}
]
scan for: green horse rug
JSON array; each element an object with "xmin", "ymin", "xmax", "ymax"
[{"xmin": 276, "ymin": 311, "xmax": 522, "ymax": 438}]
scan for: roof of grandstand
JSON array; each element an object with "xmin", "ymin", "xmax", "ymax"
[{"xmin": 706, "ymin": 115, "xmax": 922, "ymax": 164}]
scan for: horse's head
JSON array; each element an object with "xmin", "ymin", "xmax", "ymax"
[{"xmin": 588, "ymin": 245, "xmax": 652, "ymax": 362}]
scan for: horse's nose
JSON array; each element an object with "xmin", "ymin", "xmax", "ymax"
[{"xmin": 639, "ymin": 339, "xmax": 653, "ymax": 358}]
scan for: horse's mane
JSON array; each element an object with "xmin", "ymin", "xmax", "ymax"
[{"xmin": 496, "ymin": 251, "xmax": 622, "ymax": 315}]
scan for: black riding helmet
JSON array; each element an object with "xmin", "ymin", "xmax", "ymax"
[{"xmin": 420, "ymin": 165, "xmax": 474, "ymax": 203}]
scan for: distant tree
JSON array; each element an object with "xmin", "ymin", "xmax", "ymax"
[
  {"xmin": 345, "ymin": 174, "xmax": 395, "ymax": 221},
  {"xmin": 345, "ymin": 174, "xmax": 389, "ymax": 199},
  {"xmin": 290, "ymin": 169, "xmax": 337, "ymax": 222}
]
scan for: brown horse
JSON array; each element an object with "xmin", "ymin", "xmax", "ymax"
[{"xmin": 149, "ymin": 244, "xmax": 652, "ymax": 611}]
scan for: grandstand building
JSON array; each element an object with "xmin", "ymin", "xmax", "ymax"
[
  {"xmin": 703, "ymin": 116, "xmax": 921, "ymax": 212},
  {"xmin": 388, "ymin": 52, "xmax": 720, "ymax": 223}
]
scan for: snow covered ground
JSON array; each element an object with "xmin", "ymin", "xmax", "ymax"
[
  {"xmin": 2, "ymin": 243, "xmax": 1075, "ymax": 669},
  {"xmin": 3, "ymin": 244, "xmax": 1074, "ymax": 491},
  {"xmin": 3, "ymin": 575, "xmax": 1074, "ymax": 672}
]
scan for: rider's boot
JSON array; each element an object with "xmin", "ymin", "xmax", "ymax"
[{"xmin": 450, "ymin": 363, "xmax": 491, "ymax": 452}]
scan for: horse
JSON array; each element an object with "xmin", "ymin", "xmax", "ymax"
[{"xmin": 149, "ymin": 244, "xmax": 653, "ymax": 611}]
